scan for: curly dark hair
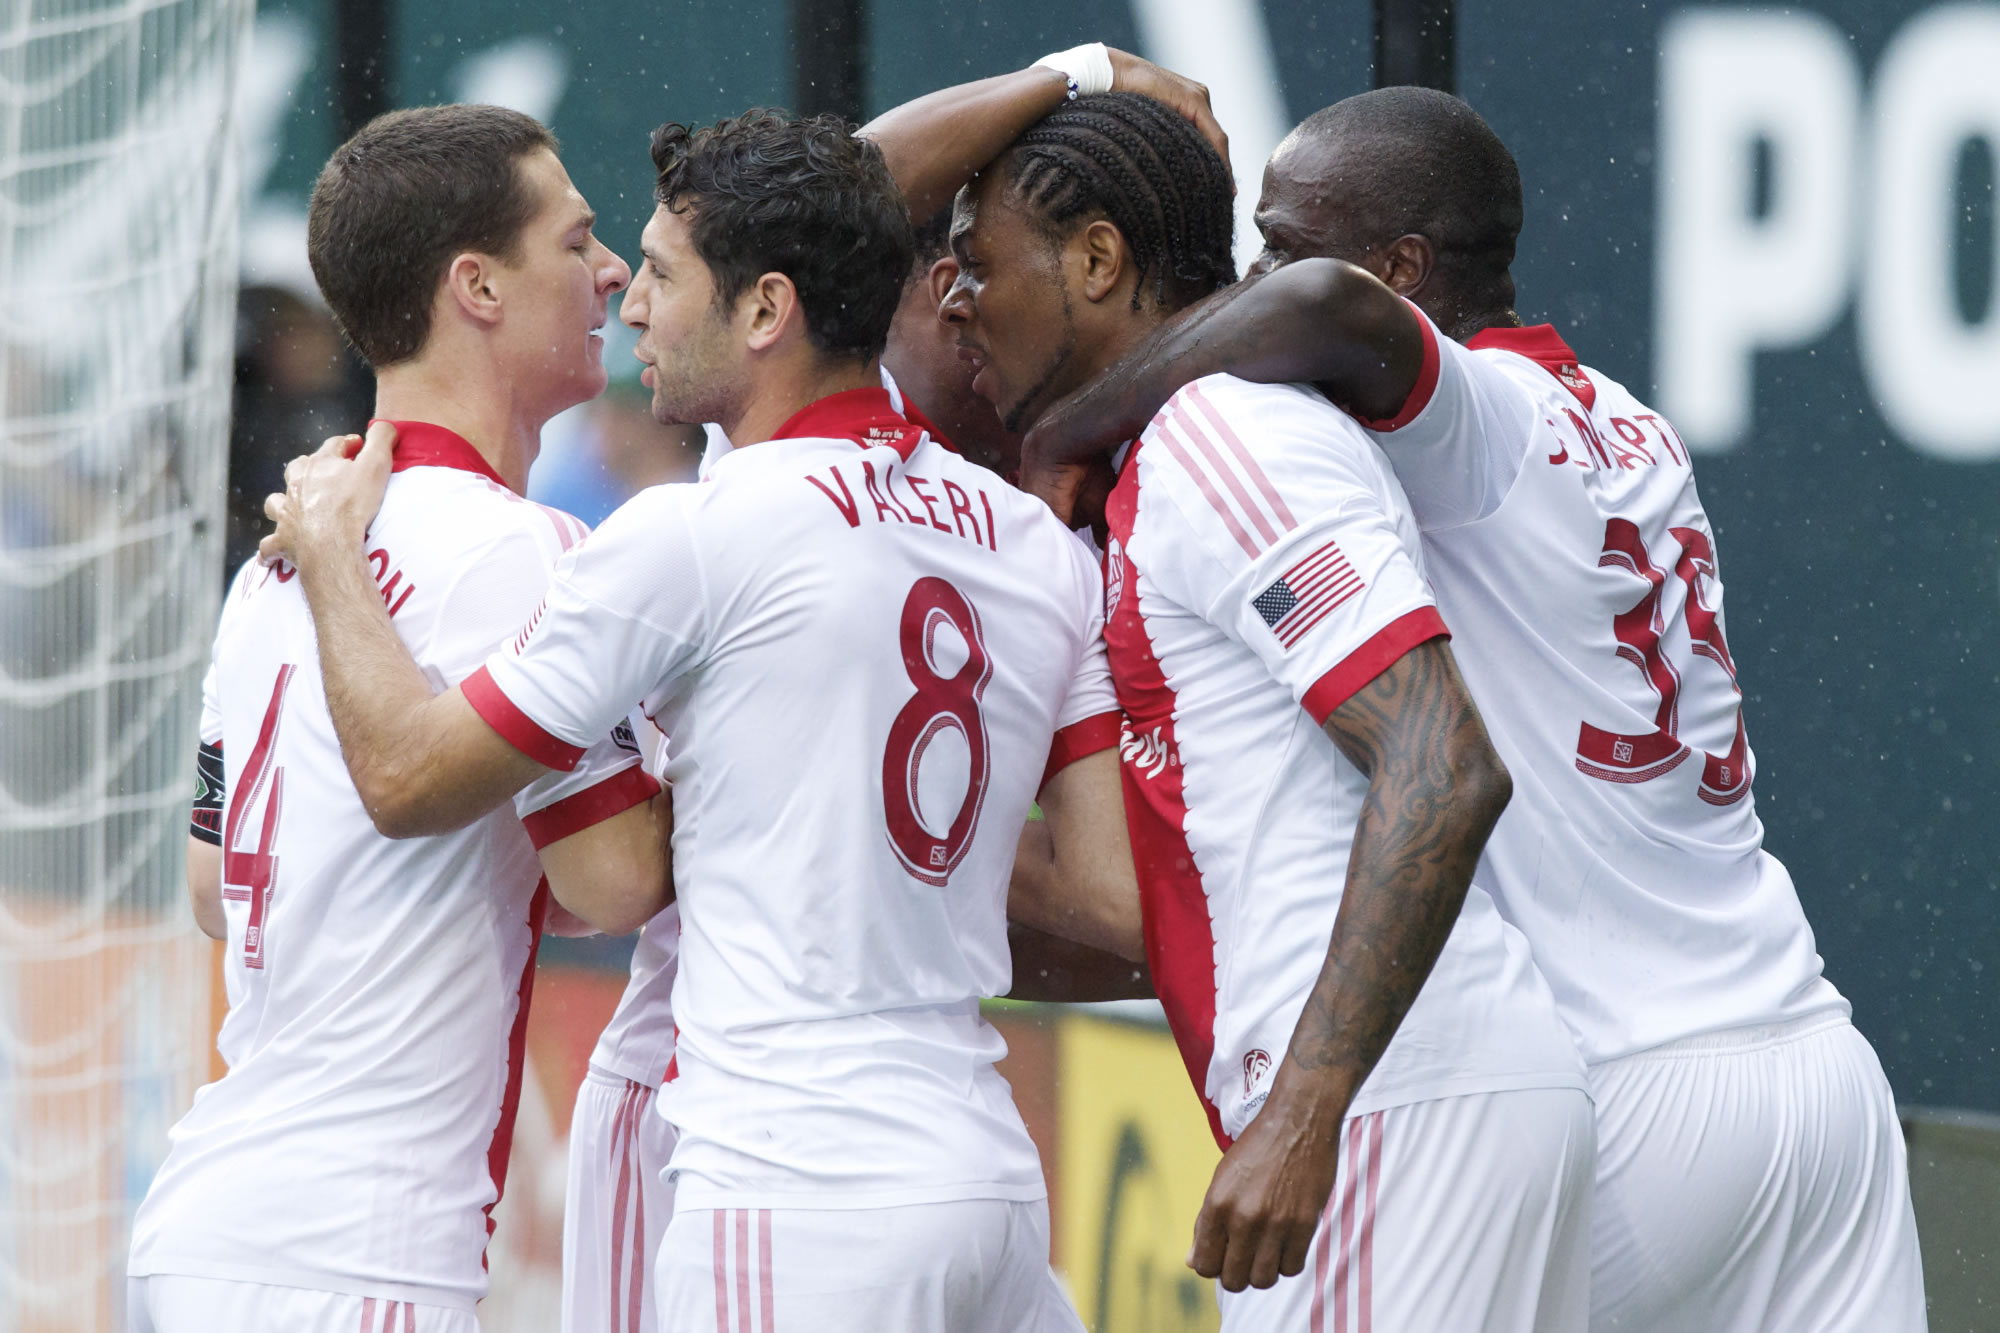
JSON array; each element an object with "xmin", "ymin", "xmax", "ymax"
[
  {"xmin": 1003, "ymin": 92, "xmax": 1236, "ymax": 312},
  {"xmin": 650, "ymin": 109, "xmax": 913, "ymax": 362},
  {"xmin": 307, "ymin": 104, "xmax": 557, "ymax": 367}
]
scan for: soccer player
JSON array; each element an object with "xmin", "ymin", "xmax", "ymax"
[
  {"xmin": 127, "ymin": 106, "xmax": 669, "ymax": 1333},
  {"xmin": 1023, "ymin": 87, "xmax": 1927, "ymax": 1333},
  {"xmin": 892, "ymin": 80, "xmax": 1594, "ymax": 1329},
  {"xmin": 258, "ymin": 109, "xmax": 1131, "ymax": 1333}
]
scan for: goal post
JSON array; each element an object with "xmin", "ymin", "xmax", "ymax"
[{"xmin": 0, "ymin": 0, "xmax": 254, "ymax": 1326}]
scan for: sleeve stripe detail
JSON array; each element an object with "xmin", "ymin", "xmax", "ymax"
[
  {"xmin": 1185, "ymin": 382, "xmax": 1299, "ymax": 529},
  {"xmin": 1354, "ymin": 301, "xmax": 1441, "ymax": 433},
  {"xmin": 520, "ymin": 765, "xmax": 662, "ymax": 850},
  {"xmin": 1041, "ymin": 710, "xmax": 1125, "ymax": 791},
  {"xmin": 1153, "ymin": 417, "xmax": 1261, "ymax": 557},
  {"xmin": 462, "ymin": 665, "xmax": 588, "ymax": 771},
  {"xmin": 1301, "ymin": 607, "xmax": 1451, "ymax": 724},
  {"xmin": 1166, "ymin": 404, "xmax": 1282, "ymax": 547}
]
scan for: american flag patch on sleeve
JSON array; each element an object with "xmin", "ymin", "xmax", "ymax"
[{"xmin": 1252, "ymin": 540, "xmax": 1365, "ymax": 649}]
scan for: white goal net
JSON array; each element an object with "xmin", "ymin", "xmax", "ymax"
[{"xmin": 0, "ymin": 0, "xmax": 253, "ymax": 1326}]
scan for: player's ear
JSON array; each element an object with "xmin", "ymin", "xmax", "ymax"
[
  {"xmin": 1378, "ymin": 234, "xmax": 1435, "ymax": 299},
  {"xmin": 925, "ymin": 257, "xmax": 959, "ymax": 315},
  {"xmin": 444, "ymin": 252, "xmax": 504, "ymax": 328},
  {"xmin": 742, "ymin": 271, "xmax": 800, "ymax": 353},
  {"xmin": 1078, "ymin": 219, "xmax": 1128, "ymax": 305}
]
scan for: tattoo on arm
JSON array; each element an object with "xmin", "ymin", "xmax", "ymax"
[{"xmin": 1286, "ymin": 639, "xmax": 1511, "ymax": 1091}]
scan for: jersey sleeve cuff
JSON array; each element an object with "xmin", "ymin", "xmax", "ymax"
[
  {"xmin": 520, "ymin": 765, "xmax": 662, "ymax": 850},
  {"xmin": 1353, "ymin": 300, "xmax": 1440, "ymax": 433},
  {"xmin": 1301, "ymin": 607, "xmax": 1450, "ymax": 724},
  {"xmin": 1041, "ymin": 710, "xmax": 1124, "ymax": 791},
  {"xmin": 463, "ymin": 665, "xmax": 588, "ymax": 771}
]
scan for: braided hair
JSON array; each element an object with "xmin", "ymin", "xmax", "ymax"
[{"xmin": 1003, "ymin": 92, "xmax": 1236, "ymax": 312}]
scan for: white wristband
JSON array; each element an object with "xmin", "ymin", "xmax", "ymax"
[{"xmin": 1033, "ymin": 42, "xmax": 1115, "ymax": 99}]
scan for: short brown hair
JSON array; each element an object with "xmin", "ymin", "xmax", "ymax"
[
  {"xmin": 307, "ymin": 105, "xmax": 558, "ymax": 367},
  {"xmin": 650, "ymin": 110, "xmax": 912, "ymax": 362}
]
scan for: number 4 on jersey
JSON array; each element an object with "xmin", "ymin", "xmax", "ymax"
[
  {"xmin": 221, "ymin": 665, "xmax": 297, "ymax": 967},
  {"xmin": 1576, "ymin": 519, "xmax": 1751, "ymax": 806}
]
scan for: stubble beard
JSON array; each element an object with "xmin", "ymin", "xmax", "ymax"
[{"xmin": 1000, "ymin": 286, "xmax": 1078, "ymax": 437}]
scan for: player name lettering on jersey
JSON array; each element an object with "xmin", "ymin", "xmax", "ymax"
[
  {"xmin": 1548, "ymin": 407, "xmax": 1689, "ymax": 474},
  {"xmin": 805, "ymin": 457, "xmax": 1001, "ymax": 551},
  {"xmin": 364, "ymin": 545, "xmax": 417, "ymax": 618}
]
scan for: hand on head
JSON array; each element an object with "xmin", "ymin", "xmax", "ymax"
[
  {"xmin": 1106, "ymin": 49, "xmax": 1233, "ymax": 184},
  {"xmin": 259, "ymin": 420, "xmax": 399, "ymax": 569}
]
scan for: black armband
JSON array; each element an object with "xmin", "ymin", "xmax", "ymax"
[{"xmin": 190, "ymin": 740, "xmax": 224, "ymax": 845}]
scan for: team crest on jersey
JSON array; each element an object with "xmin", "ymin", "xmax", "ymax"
[
  {"xmin": 1242, "ymin": 1048, "xmax": 1272, "ymax": 1096},
  {"xmin": 610, "ymin": 719, "xmax": 640, "ymax": 755},
  {"xmin": 1119, "ymin": 718, "xmax": 1175, "ymax": 780},
  {"xmin": 1104, "ymin": 536, "xmax": 1126, "ymax": 621}
]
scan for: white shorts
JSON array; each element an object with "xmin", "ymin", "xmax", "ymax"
[
  {"xmin": 126, "ymin": 1275, "xmax": 476, "ymax": 1333},
  {"xmin": 563, "ymin": 1067, "xmax": 677, "ymax": 1333},
  {"xmin": 654, "ymin": 1198, "xmax": 1084, "ymax": 1333},
  {"xmin": 1588, "ymin": 1014, "xmax": 1925, "ymax": 1333},
  {"xmin": 1217, "ymin": 1086, "xmax": 1595, "ymax": 1333}
]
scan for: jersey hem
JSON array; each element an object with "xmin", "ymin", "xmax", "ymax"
[
  {"xmin": 1586, "ymin": 1005, "xmax": 1853, "ymax": 1067},
  {"xmin": 463, "ymin": 664, "xmax": 586, "ymax": 770},
  {"xmin": 587, "ymin": 1055, "xmax": 668, "ymax": 1090},
  {"xmin": 123, "ymin": 1255, "xmax": 477, "ymax": 1310},
  {"xmin": 669, "ymin": 1180, "xmax": 1048, "ymax": 1212}
]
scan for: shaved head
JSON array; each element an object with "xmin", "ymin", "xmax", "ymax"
[{"xmin": 1258, "ymin": 87, "xmax": 1523, "ymax": 330}]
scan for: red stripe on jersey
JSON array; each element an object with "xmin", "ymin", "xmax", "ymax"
[
  {"xmin": 628, "ymin": 1103, "xmax": 651, "ymax": 1333},
  {"xmin": 1167, "ymin": 402, "xmax": 1281, "ymax": 548},
  {"xmin": 522, "ymin": 765, "xmax": 661, "ymax": 849},
  {"xmin": 1103, "ymin": 464, "xmax": 1230, "ymax": 1150},
  {"xmin": 609, "ymin": 1082, "xmax": 637, "ymax": 1333},
  {"xmin": 1299, "ymin": 608, "xmax": 1449, "ymax": 725},
  {"xmin": 712, "ymin": 1211, "xmax": 731, "ymax": 1333},
  {"xmin": 1184, "ymin": 382, "xmax": 1299, "ymax": 530},
  {"xmin": 1151, "ymin": 427, "xmax": 1260, "ymax": 558},
  {"xmin": 463, "ymin": 665, "xmax": 587, "ymax": 770},
  {"xmin": 1331, "ymin": 1115, "xmax": 1363, "ymax": 1333},
  {"xmin": 1358, "ymin": 1112, "xmax": 1382, "ymax": 1333},
  {"xmin": 359, "ymin": 1297, "xmax": 377, "ymax": 1333},
  {"xmin": 482, "ymin": 882, "xmax": 548, "ymax": 1264},
  {"xmin": 758, "ymin": 1209, "xmax": 775, "ymax": 1331},
  {"xmin": 1352, "ymin": 301, "xmax": 1440, "ymax": 432},
  {"xmin": 735, "ymin": 1208, "xmax": 752, "ymax": 1333},
  {"xmin": 1041, "ymin": 710, "xmax": 1123, "ymax": 792}
]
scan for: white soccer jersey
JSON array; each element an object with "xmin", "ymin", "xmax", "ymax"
[
  {"xmin": 590, "ymin": 906, "xmax": 679, "ymax": 1085},
  {"xmin": 1105, "ymin": 374, "xmax": 1585, "ymax": 1146},
  {"xmin": 463, "ymin": 385, "xmax": 1122, "ymax": 1212},
  {"xmin": 1360, "ymin": 310, "xmax": 1846, "ymax": 1065},
  {"xmin": 128, "ymin": 423, "xmax": 656, "ymax": 1308}
]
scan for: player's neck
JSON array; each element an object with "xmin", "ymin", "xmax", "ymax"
[
  {"xmin": 371, "ymin": 360, "xmax": 540, "ymax": 495},
  {"xmin": 723, "ymin": 355, "xmax": 882, "ymax": 448}
]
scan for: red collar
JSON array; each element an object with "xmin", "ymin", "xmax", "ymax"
[
  {"xmin": 1464, "ymin": 324, "xmax": 1596, "ymax": 409},
  {"xmin": 376, "ymin": 419, "xmax": 511, "ymax": 489},
  {"xmin": 769, "ymin": 387, "xmax": 925, "ymax": 461}
]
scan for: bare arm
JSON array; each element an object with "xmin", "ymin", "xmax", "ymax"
[
  {"xmin": 1005, "ymin": 921, "xmax": 1153, "ymax": 1002},
  {"xmin": 861, "ymin": 50, "xmax": 1230, "ymax": 226},
  {"xmin": 1187, "ymin": 637, "xmax": 1512, "ymax": 1292},
  {"xmin": 186, "ymin": 836, "xmax": 224, "ymax": 940},
  {"xmin": 537, "ymin": 788, "xmax": 674, "ymax": 936},
  {"xmin": 1021, "ymin": 261, "xmax": 1426, "ymax": 522},
  {"xmin": 1008, "ymin": 747, "xmax": 1144, "ymax": 962},
  {"xmin": 262, "ymin": 425, "xmax": 550, "ymax": 836}
]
